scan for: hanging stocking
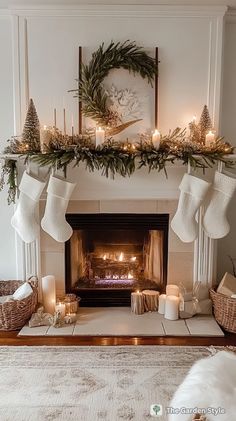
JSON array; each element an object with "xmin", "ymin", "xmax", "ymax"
[
  {"xmin": 171, "ymin": 174, "xmax": 211, "ymax": 243},
  {"xmin": 203, "ymin": 171, "xmax": 236, "ymax": 239},
  {"xmin": 41, "ymin": 175, "xmax": 76, "ymax": 242},
  {"xmin": 11, "ymin": 171, "xmax": 46, "ymax": 243}
]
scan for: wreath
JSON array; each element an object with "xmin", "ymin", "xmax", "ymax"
[{"xmin": 74, "ymin": 41, "xmax": 157, "ymax": 135}]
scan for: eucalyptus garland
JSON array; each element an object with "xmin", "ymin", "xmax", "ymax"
[{"xmin": 72, "ymin": 41, "xmax": 157, "ymax": 128}]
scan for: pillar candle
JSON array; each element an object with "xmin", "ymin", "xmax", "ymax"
[
  {"xmin": 40, "ymin": 125, "xmax": 51, "ymax": 153},
  {"xmin": 96, "ymin": 127, "xmax": 105, "ymax": 146},
  {"xmin": 131, "ymin": 291, "xmax": 144, "ymax": 315},
  {"xmin": 164, "ymin": 295, "xmax": 179, "ymax": 320},
  {"xmin": 205, "ymin": 130, "xmax": 215, "ymax": 147},
  {"xmin": 55, "ymin": 301, "xmax": 66, "ymax": 318},
  {"xmin": 41, "ymin": 275, "xmax": 56, "ymax": 315},
  {"xmin": 166, "ymin": 284, "xmax": 179, "ymax": 297},
  {"xmin": 152, "ymin": 129, "xmax": 161, "ymax": 149},
  {"xmin": 158, "ymin": 294, "xmax": 166, "ymax": 314}
]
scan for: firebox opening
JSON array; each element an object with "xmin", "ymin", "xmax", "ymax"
[{"xmin": 65, "ymin": 214, "xmax": 169, "ymax": 306}]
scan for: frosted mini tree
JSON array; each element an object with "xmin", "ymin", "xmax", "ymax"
[
  {"xmin": 22, "ymin": 98, "xmax": 41, "ymax": 152},
  {"xmin": 199, "ymin": 105, "xmax": 212, "ymax": 144}
]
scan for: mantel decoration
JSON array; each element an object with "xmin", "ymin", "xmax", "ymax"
[{"xmin": 0, "ymin": 40, "xmax": 235, "ymax": 204}]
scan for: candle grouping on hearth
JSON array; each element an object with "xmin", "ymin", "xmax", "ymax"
[{"xmin": 158, "ymin": 284, "xmax": 180, "ymax": 320}]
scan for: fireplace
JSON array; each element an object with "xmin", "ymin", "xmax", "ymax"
[{"xmin": 65, "ymin": 214, "xmax": 169, "ymax": 306}]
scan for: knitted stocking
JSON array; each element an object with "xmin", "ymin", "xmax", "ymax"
[
  {"xmin": 11, "ymin": 171, "xmax": 46, "ymax": 243},
  {"xmin": 171, "ymin": 174, "xmax": 211, "ymax": 243},
  {"xmin": 203, "ymin": 171, "xmax": 236, "ymax": 239},
  {"xmin": 41, "ymin": 175, "xmax": 76, "ymax": 242}
]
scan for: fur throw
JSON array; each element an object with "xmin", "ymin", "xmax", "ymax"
[{"xmin": 168, "ymin": 350, "xmax": 236, "ymax": 421}]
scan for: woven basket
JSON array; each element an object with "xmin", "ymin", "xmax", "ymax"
[
  {"xmin": 210, "ymin": 288, "xmax": 236, "ymax": 333},
  {"xmin": 0, "ymin": 279, "xmax": 38, "ymax": 331}
]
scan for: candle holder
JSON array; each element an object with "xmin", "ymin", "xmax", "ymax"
[{"xmin": 64, "ymin": 294, "xmax": 80, "ymax": 315}]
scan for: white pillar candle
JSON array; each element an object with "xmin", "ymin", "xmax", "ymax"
[
  {"xmin": 205, "ymin": 130, "xmax": 215, "ymax": 147},
  {"xmin": 41, "ymin": 275, "xmax": 56, "ymax": 315},
  {"xmin": 96, "ymin": 127, "xmax": 105, "ymax": 146},
  {"xmin": 152, "ymin": 129, "xmax": 161, "ymax": 149},
  {"xmin": 158, "ymin": 294, "xmax": 166, "ymax": 314},
  {"xmin": 55, "ymin": 301, "xmax": 66, "ymax": 318},
  {"xmin": 166, "ymin": 284, "xmax": 179, "ymax": 297},
  {"xmin": 164, "ymin": 295, "xmax": 179, "ymax": 320},
  {"xmin": 40, "ymin": 125, "xmax": 51, "ymax": 152}
]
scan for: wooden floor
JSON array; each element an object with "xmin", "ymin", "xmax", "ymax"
[{"xmin": 0, "ymin": 331, "xmax": 235, "ymax": 346}]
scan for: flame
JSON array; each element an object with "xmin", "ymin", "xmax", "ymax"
[
  {"xmin": 128, "ymin": 272, "xmax": 133, "ymax": 279},
  {"xmin": 131, "ymin": 256, "xmax": 136, "ymax": 262},
  {"xmin": 103, "ymin": 254, "xmax": 107, "ymax": 260},
  {"xmin": 118, "ymin": 252, "xmax": 124, "ymax": 262}
]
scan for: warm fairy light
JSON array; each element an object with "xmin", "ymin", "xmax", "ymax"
[
  {"xmin": 131, "ymin": 256, "xmax": 136, "ymax": 262},
  {"xmin": 192, "ymin": 115, "xmax": 197, "ymax": 123},
  {"xmin": 118, "ymin": 252, "xmax": 124, "ymax": 262},
  {"xmin": 43, "ymin": 125, "xmax": 47, "ymax": 130},
  {"xmin": 131, "ymin": 144, "xmax": 136, "ymax": 150},
  {"xmin": 123, "ymin": 145, "xmax": 127, "ymax": 150}
]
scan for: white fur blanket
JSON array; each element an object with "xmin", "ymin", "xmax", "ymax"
[{"xmin": 168, "ymin": 350, "xmax": 236, "ymax": 421}]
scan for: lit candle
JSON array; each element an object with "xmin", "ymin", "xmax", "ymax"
[
  {"xmin": 40, "ymin": 125, "xmax": 51, "ymax": 153},
  {"xmin": 205, "ymin": 130, "xmax": 215, "ymax": 147},
  {"xmin": 158, "ymin": 294, "xmax": 166, "ymax": 315},
  {"xmin": 96, "ymin": 127, "xmax": 105, "ymax": 146},
  {"xmin": 152, "ymin": 129, "xmax": 161, "ymax": 149},
  {"xmin": 55, "ymin": 301, "xmax": 66, "ymax": 318},
  {"xmin": 41, "ymin": 275, "xmax": 56, "ymax": 315},
  {"xmin": 166, "ymin": 284, "xmax": 179, "ymax": 297},
  {"xmin": 164, "ymin": 295, "xmax": 180, "ymax": 320}
]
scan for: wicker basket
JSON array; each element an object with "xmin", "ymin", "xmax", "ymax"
[
  {"xmin": 210, "ymin": 288, "xmax": 236, "ymax": 333},
  {"xmin": 0, "ymin": 279, "xmax": 38, "ymax": 331}
]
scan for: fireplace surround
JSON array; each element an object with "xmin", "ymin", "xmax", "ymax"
[{"xmin": 65, "ymin": 213, "xmax": 169, "ymax": 306}]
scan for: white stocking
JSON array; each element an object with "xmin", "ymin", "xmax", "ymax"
[
  {"xmin": 41, "ymin": 175, "xmax": 76, "ymax": 242},
  {"xmin": 11, "ymin": 171, "xmax": 46, "ymax": 243},
  {"xmin": 171, "ymin": 174, "xmax": 211, "ymax": 243},
  {"xmin": 203, "ymin": 171, "xmax": 236, "ymax": 239}
]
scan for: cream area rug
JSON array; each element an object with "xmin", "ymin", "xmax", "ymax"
[{"xmin": 0, "ymin": 346, "xmax": 213, "ymax": 421}]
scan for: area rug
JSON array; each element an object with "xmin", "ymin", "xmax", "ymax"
[{"xmin": 0, "ymin": 345, "xmax": 215, "ymax": 421}]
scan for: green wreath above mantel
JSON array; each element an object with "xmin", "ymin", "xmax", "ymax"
[{"xmin": 0, "ymin": 41, "xmax": 235, "ymax": 204}]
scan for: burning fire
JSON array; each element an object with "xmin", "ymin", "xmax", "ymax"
[
  {"xmin": 118, "ymin": 252, "xmax": 124, "ymax": 262},
  {"xmin": 103, "ymin": 254, "xmax": 107, "ymax": 260},
  {"xmin": 128, "ymin": 272, "xmax": 133, "ymax": 279},
  {"xmin": 130, "ymin": 256, "xmax": 136, "ymax": 262}
]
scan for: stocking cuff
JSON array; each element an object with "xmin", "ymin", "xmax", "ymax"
[
  {"xmin": 19, "ymin": 171, "xmax": 46, "ymax": 201},
  {"xmin": 214, "ymin": 171, "xmax": 236, "ymax": 197},
  {"xmin": 179, "ymin": 174, "xmax": 210, "ymax": 200},
  {"xmin": 47, "ymin": 175, "xmax": 76, "ymax": 200}
]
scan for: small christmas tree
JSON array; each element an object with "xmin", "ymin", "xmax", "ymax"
[
  {"xmin": 199, "ymin": 105, "xmax": 212, "ymax": 143},
  {"xmin": 21, "ymin": 98, "xmax": 40, "ymax": 151}
]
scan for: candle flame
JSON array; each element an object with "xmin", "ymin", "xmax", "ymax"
[{"xmin": 43, "ymin": 125, "xmax": 47, "ymax": 130}]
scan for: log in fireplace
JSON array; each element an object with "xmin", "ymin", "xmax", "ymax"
[{"xmin": 65, "ymin": 214, "xmax": 169, "ymax": 306}]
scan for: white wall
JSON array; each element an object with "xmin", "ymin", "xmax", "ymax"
[
  {"xmin": 0, "ymin": 12, "xmax": 17, "ymax": 279},
  {"xmin": 218, "ymin": 12, "xmax": 236, "ymax": 281},
  {"xmin": 0, "ymin": 5, "xmax": 235, "ymax": 281}
]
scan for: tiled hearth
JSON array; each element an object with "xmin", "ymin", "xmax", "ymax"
[{"xmin": 19, "ymin": 309, "xmax": 224, "ymax": 337}]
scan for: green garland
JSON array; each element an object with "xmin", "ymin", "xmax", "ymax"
[
  {"xmin": 1, "ymin": 129, "xmax": 234, "ymax": 205},
  {"xmin": 71, "ymin": 41, "xmax": 157, "ymax": 128}
]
